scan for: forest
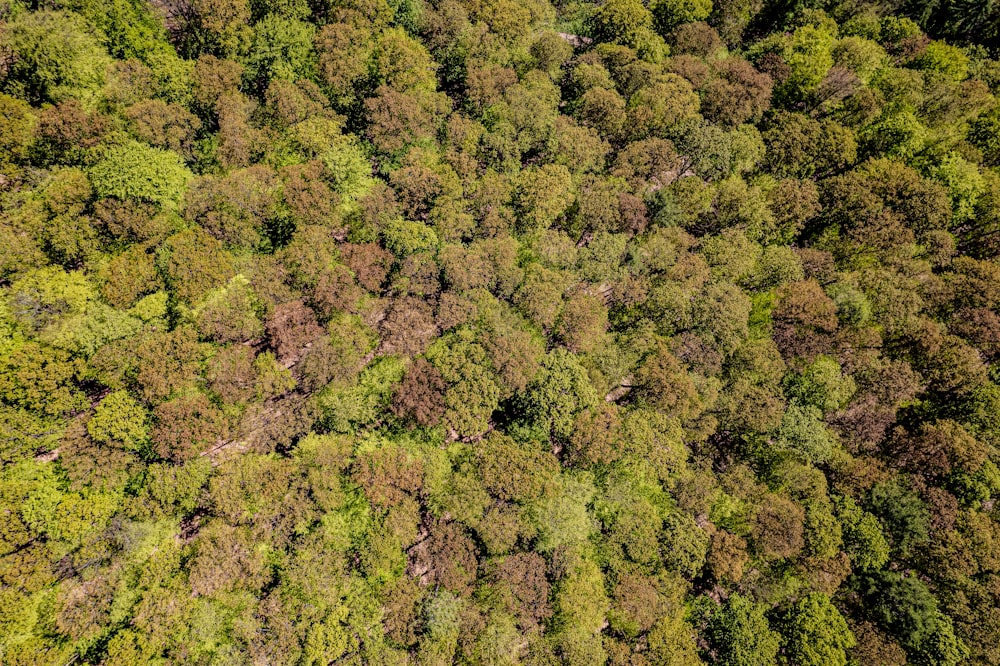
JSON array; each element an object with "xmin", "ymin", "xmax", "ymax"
[{"xmin": 3, "ymin": 0, "xmax": 1000, "ymax": 663}]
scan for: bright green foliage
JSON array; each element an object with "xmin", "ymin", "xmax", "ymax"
[
  {"xmin": 383, "ymin": 219, "xmax": 439, "ymax": 256},
  {"xmin": 859, "ymin": 111, "xmax": 927, "ymax": 159},
  {"xmin": 776, "ymin": 404, "xmax": 836, "ymax": 464},
  {"xmin": 588, "ymin": 0, "xmax": 654, "ymax": 47},
  {"xmin": 0, "ymin": 10, "xmax": 112, "ymax": 106},
  {"xmin": 662, "ymin": 509, "xmax": 710, "ymax": 576},
  {"xmin": 552, "ymin": 551, "xmax": 609, "ymax": 640},
  {"xmin": 89, "ymin": 141, "xmax": 193, "ymax": 208},
  {"xmin": 0, "ymin": 94, "xmax": 36, "ymax": 164},
  {"xmin": 651, "ymin": 0, "xmax": 712, "ymax": 35},
  {"xmin": 244, "ymin": 16, "xmax": 316, "ymax": 87},
  {"xmin": 521, "ymin": 349, "xmax": 599, "ymax": 439},
  {"xmin": 531, "ymin": 474, "xmax": 596, "ymax": 553},
  {"xmin": 931, "ymin": 152, "xmax": 985, "ymax": 223},
  {"xmin": 42, "ymin": 301, "xmax": 143, "ymax": 357},
  {"xmin": 517, "ymin": 164, "xmax": 575, "ymax": 232},
  {"xmin": 825, "ymin": 282, "xmax": 870, "ymax": 326},
  {"xmin": 6, "ymin": 266, "xmax": 94, "ymax": 333},
  {"xmin": 836, "ymin": 496, "xmax": 890, "ymax": 571},
  {"xmin": 319, "ymin": 356, "xmax": 406, "ymax": 432},
  {"xmin": 70, "ymin": 0, "xmax": 171, "ymax": 60},
  {"xmin": 913, "ymin": 40, "xmax": 970, "ymax": 80},
  {"xmin": 706, "ymin": 593, "xmax": 781, "ymax": 666},
  {"xmin": 88, "ymin": 390, "xmax": 150, "ymax": 450},
  {"xmin": 0, "ymin": 342, "xmax": 86, "ymax": 417},
  {"xmin": 780, "ymin": 593, "xmax": 855, "ymax": 666},
  {"xmin": 426, "ymin": 330, "xmax": 503, "ymax": 437},
  {"xmin": 832, "ymin": 36, "xmax": 887, "ymax": 84},
  {"xmin": 783, "ymin": 355, "xmax": 856, "ymax": 413},
  {"xmin": 778, "ymin": 24, "xmax": 836, "ymax": 103}
]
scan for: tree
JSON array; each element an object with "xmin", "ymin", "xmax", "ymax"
[
  {"xmin": 0, "ymin": 94, "xmax": 35, "ymax": 166},
  {"xmin": 32, "ymin": 99, "xmax": 108, "ymax": 166},
  {"xmin": 391, "ymin": 358, "xmax": 447, "ymax": 427},
  {"xmin": 651, "ymin": 0, "xmax": 713, "ymax": 35},
  {"xmin": 783, "ymin": 355, "xmax": 856, "ymax": 413},
  {"xmin": 478, "ymin": 432, "xmax": 560, "ymax": 503},
  {"xmin": 94, "ymin": 198, "xmax": 170, "ymax": 244},
  {"xmin": 379, "ymin": 296, "xmax": 437, "ymax": 357},
  {"xmin": 87, "ymin": 390, "xmax": 149, "ymax": 451},
  {"xmin": 488, "ymin": 552, "xmax": 552, "ymax": 628},
  {"xmin": 265, "ymin": 299, "xmax": 323, "ymax": 361},
  {"xmin": 417, "ymin": 520, "xmax": 479, "ymax": 595},
  {"xmin": 776, "ymin": 404, "xmax": 837, "ymax": 464},
  {"xmin": 151, "ymin": 391, "xmax": 228, "ymax": 461},
  {"xmin": 516, "ymin": 164, "xmax": 574, "ymax": 233},
  {"xmin": 352, "ymin": 442, "xmax": 424, "ymax": 508},
  {"xmin": 772, "ymin": 280, "xmax": 838, "ymax": 360},
  {"xmin": 159, "ymin": 228, "xmax": 235, "ymax": 303},
  {"xmin": 0, "ymin": 342, "xmax": 86, "ymax": 417},
  {"xmin": 763, "ymin": 113, "xmax": 856, "ymax": 180},
  {"xmin": 860, "ymin": 571, "xmax": 969, "ymax": 666},
  {"xmin": 521, "ymin": 349, "xmax": 599, "ymax": 440},
  {"xmin": 206, "ymin": 345, "xmax": 257, "ymax": 404},
  {"xmin": 315, "ymin": 20, "xmax": 372, "ymax": 106},
  {"xmin": 125, "ymin": 100, "xmax": 202, "ymax": 161},
  {"xmin": 191, "ymin": 55, "xmax": 244, "ymax": 116},
  {"xmin": 780, "ymin": 593, "xmax": 856, "ymax": 666},
  {"xmin": 89, "ymin": 141, "xmax": 192, "ymax": 209},
  {"xmin": 627, "ymin": 74, "xmax": 701, "ymax": 139},
  {"xmin": 635, "ymin": 342, "xmax": 701, "ymax": 420},
  {"xmin": 126, "ymin": 326, "xmax": 208, "ymax": 403},
  {"xmin": 515, "ymin": 264, "xmax": 567, "ymax": 330},
  {"xmin": 836, "ymin": 496, "xmax": 890, "ymax": 572},
  {"xmin": 555, "ymin": 292, "xmax": 608, "ymax": 354},
  {"xmin": 777, "ymin": 24, "xmax": 836, "ymax": 104},
  {"xmin": 752, "ymin": 493, "xmax": 805, "ymax": 560},
  {"xmin": 184, "ymin": 165, "xmax": 283, "ymax": 251},
  {"xmin": 705, "ymin": 593, "xmax": 781, "ymax": 666},
  {"xmin": 195, "ymin": 276, "xmax": 265, "ymax": 343},
  {"xmin": 700, "ymin": 58, "xmax": 773, "ymax": 127},
  {"xmin": 588, "ymin": 0, "xmax": 655, "ymax": 46},
  {"xmin": 1, "ymin": 10, "xmax": 111, "ymax": 106},
  {"xmin": 244, "ymin": 16, "xmax": 316, "ymax": 90},
  {"xmin": 280, "ymin": 161, "xmax": 340, "ymax": 228},
  {"xmin": 566, "ymin": 403, "xmax": 622, "ymax": 467}
]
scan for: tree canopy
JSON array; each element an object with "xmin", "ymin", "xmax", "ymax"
[{"xmin": 3, "ymin": 0, "xmax": 1000, "ymax": 664}]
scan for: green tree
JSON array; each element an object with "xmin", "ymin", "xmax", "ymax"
[
  {"xmin": 783, "ymin": 355, "xmax": 856, "ymax": 413},
  {"xmin": 780, "ymin": 593, "xmax": 856, "ymax": 666},
  {"xmin": 1, "ymin": 10, "xmax": 112, "ymax": 106},
  {"xmin": 836, "ymin": 496, "xmax": 890, "ymax": 571},
  {"xmin": 860, "ymin": 571, "xmax": 969, "ymax": 666},
  {"xmin": 87, "ymin": 390, "xmax": 149, "ymax": 451},
  {"xmin": 705, "ymin": 593, "xmax": 781, "ymax": 666},
  {"xmin": 521, "ymin": 349, "xmax": 599, "ymax": 440},
  {"xmin": 89, "ymin": 141, "xmax": 192, "ymax": 209},
  {"xmin": 588, "ymin": 0, "xmax": 655, "ymax": 46},
  {"xmin": 868, "ymin": 479, "xmax": 930, "ymax": 557},
  {"xmin": 776, "ymin": 404, "xmax": 836, "ymax": 464},
  {"xmin": 652, "ymin": 0, "xmax": 713, "ymax": 35},
  {"xmin": 243, "ymin": 15, "xmax": 316, "ymax": 89},
  {"xmin": 0, "ymin": 94, "xmax": 35, "ymax": 165}
]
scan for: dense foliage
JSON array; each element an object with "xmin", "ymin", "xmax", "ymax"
[{"xmin": 3, "ymin": 0, "xmax": 1000, "ymax": 663}]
